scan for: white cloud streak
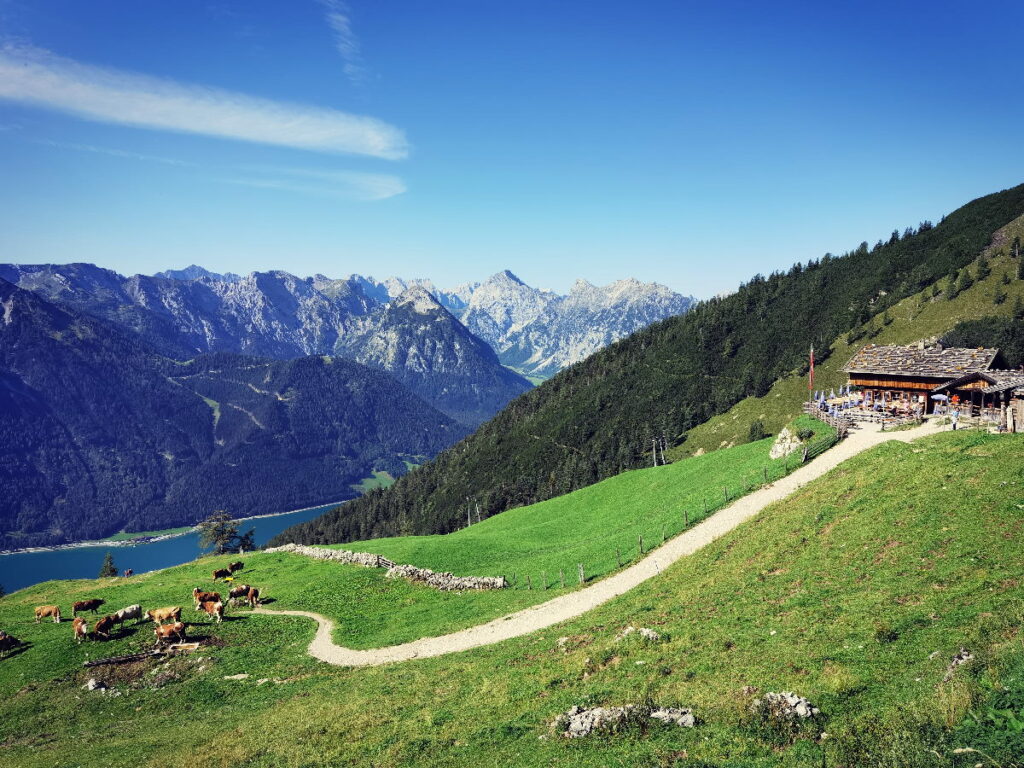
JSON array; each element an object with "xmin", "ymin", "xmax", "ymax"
[
  {"xmin": 226, "ymin": 166, "xmax": 406, "ymax": 201},
  {"xmin": 317, "ymin": 0, "xmax": 368, "ymax": 85},
  {"xmin": 0, "ymin": 43, "xmax": 407, "ymax": 159},
  {"xmin": 34, "ymin": 138, "xmax": 198, "ymax": 166}
]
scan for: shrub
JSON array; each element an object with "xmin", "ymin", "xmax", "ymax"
[{"xmin": 748, "ymin": 420, "xmax": 767, "ymax": 442}]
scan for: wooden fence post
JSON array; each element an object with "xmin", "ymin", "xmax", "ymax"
[
  {"xmin": 662, "ymin": 526, "xmax": 666, "ymax": 544},
  {"xmin": 559, "ymin": 570, "xmax": 565, "ymax": 588},
  {"xmin": 616, "ymin": 548, "xmax": 621, "ymax": 567},
  {"xmin": 542, "ymin": 571, "xmax": 547, "ymax": 590},
  {"xmin": 723, "ymin": 486, "xmax": 729, "ymax": 503},
  {"xmin": 638, "ymin": 534, "xmax": 644, "ymax": 555},
  {"xmin": 684, "ymin": 509, "xmax": 689, "ymax": 527},
  {"xmin": 763, "ymin": 466, "xmax": 768, "ymax": 484},
  {"xmin": 527, "ymin": 574, "xmax": 532, "ymax": 590},
  {"xmin": 577, "ymin": 563, "xmax": 585, "ymax": 584},
  {"xmin": 512, "ymin": 572, "xmax": 516, "ymax": 588},
  {"xmin": 703, "ymin": 497, "xmax": 708, "ymax": 515}
]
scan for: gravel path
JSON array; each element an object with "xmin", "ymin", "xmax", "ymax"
[{"xmin": 254, "ymin": 419, "xmax": 944, "ymax": 667}]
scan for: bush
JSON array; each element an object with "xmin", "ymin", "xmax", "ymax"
[
  {"xmin": 796, "ymin": 428, "xmax": 815, "ymax": 441},
  {"xmin": 748, "ymin": 420, "xmax": 767, "ymax": 442}
]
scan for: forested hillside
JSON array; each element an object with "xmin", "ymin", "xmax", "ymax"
[
  {"xmin": 274, "ymin": 183, "xmax": 1024, "ymax": 546},
  {"xmin": 0, "ymin": 280, "xmax": 466, "ymax": 548}
]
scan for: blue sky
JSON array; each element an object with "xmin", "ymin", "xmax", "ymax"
[{"xmin": 0, "ymin": 1, "xmax": 1022, "ymax": 298}]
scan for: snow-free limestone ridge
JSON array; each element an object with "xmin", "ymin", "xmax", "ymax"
[{"xmin": 252, "ymin": 419, "xmax": 943, "ymax": 667}]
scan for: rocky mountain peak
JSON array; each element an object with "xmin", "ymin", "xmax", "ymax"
[{"xmin": 393, "ymin": 285, "xmax": 445, "ymax": 314}]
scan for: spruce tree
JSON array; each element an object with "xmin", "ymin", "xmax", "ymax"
[
  {"xmin": 98, "ymin": 552, "xmax": 118, "ymax": 578},
  {"xmin": 976, "ymin": 254, "xmax": 991, "ymax": 281},
  {"xmin": 994, "ymin": 286, "xmax": 1007, "ymax": 305},
  {"xmin": 0, "ymin": 583, "xmax": 5, "ymax": 599},
  {"xmin": 748, "ymin": 420, "xmax": 767, "ymax": 442},
  {"xmin": 1014, "ymin": 296, "xmax": 1024, "ymax": 322}
]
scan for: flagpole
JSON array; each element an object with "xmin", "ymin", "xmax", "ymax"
[{"xmin": 808, "ymin": 345, "xmax": 815, "ymax": 400}]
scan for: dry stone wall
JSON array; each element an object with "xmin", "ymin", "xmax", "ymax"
[{"xmin": 262, "ymin": 543, "xmax": 507, "ymax": 591}]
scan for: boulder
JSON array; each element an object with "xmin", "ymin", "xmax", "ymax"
[{"xmin": 769, "ymin": 427, "xmax": 802, "ymax": 460}]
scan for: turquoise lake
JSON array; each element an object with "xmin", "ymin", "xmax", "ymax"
[{"xmin": 0, "ymin": 503, "xmax": 337, "ymax": 594}]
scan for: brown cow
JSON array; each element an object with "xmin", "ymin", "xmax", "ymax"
[
  {"xmin": 72, "ymin": 617, "xmax": 88, "ymax": 644},
  {"xmin": 72, "ymin": 599, "xmax": 105, "ymax": 617},
  {"xmin": 227, "ymin": 584, "xmax": 251, "ymax": 605},
  {"xmin": 34, "ymin": 605, "xmax": 62, "ymax": 623},
  {"xmin": 146, "ymin": 606, "xmax": 182, "ymax": 624},
  {"xmin": 192, "ymin": 588, "xmax": 220, "ymax": 608},
  {"xmin": 93, "ymin": 615, "xmax": 115, "ymax": 640},
  {"xmin": 228, "ymin": 561, "xmax": 244, "ymax": 573},
  {"xmin": 212, "ymin": 568, "xmax": 231, "ymax": 581},
  {"xmin": 198, "ymin": 600, "xmax": 224, "ymax": 623},
  {"xmin": 245, "ymin": 587, "xmax": 261, "ymax": 608},
  {"xmin": 0, "ymin": 630, "xmax": 22, "ymax": 656},
  {"xmin": 153, "ymin": 621, "xmax": 187, "ymax": 646}
]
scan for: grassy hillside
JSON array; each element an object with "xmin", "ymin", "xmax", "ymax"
[
  {"xmin": 678, "ymin": 213, "xmax": 1024, "ymax": 457},
  {"xmin": 2, "ymin": 430, "xmax": 1023, "ymax": 767},
  {"xmin": 275, "ymin": 183, "xmax": 1024, "ymax": 548}
]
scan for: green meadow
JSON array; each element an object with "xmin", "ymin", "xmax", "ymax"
[{"xmin": 1, "ymin": 430, "xmax": 1022, "ymax": 767}]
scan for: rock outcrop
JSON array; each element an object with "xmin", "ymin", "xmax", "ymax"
[
  {"xmin": 769, "ymin": 427, "xmax": 803, "ymax": 460},
  {"xmin": 552, "ymin": 704, "xmax": 696, "ymax": 738}
]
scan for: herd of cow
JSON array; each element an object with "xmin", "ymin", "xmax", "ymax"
[{"xmin": 0, "ymin": 561, "xmax": 262, "ymax": 657}]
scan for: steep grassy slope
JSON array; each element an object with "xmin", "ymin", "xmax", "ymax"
[
  {"xmin": 2, "ymin": 431, "xmax": 1022, "ymax": 767},
  {"xmin": 275, "ymin": 183, "xmax": 1024, "ymax": 547},
  {"xmin": 678, "ymin": 213, "xmax": 1024, "ymax": 457}
]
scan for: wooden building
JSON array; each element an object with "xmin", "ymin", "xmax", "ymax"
[
  {"xmin": 843, "ymin": 343, "xmax": 1000, "ymax": 414},
  {"xmin": 931, "ymin": 369, "xmax": 1024, "ymax": 431}
]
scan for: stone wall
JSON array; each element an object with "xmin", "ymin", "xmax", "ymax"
[{"xmin": 262, "ymin": 543, "xmax": 507, "ymax": 591}]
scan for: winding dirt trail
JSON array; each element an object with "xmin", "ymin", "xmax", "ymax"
[{"xmin": 254, "ymin": 420, "xmax": 944, "ymax": 667}]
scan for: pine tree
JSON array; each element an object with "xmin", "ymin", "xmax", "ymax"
[
  {"xmin": 748, "ymin": 420, "xmax": 767, "ymax": 443},
  {"xmin": 1002, "ymin": 272, "xmax": 1012, "ymax": 285},
  {"xmin": 1018, "ymin": 258, "xmax": 1024, "ymax": 280},
  {"xmin": 1014, "ymin": 296, "xmax": 1024, "ymax": 322},
  {"xmin": 98, "ymin": 552, "xmax": 118, "ymax": 578},
  {"xmin": 0, "ymin": 583, "xmax": 6, "ymax": 599},
  {"xmin": 976, "ymin": 254, "xmax": 991, "ymax": 281},
  {"xmin": 957, "ymin": 269, "xmax": 974, "ymax": 294},
  {"xmin": 994, "ymin": 286, "xmax": 1007, "ymax": 305}
]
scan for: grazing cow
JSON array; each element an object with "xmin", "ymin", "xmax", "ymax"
[
  {"xmin": 228, "ymin": 561, "xmax": 244, "ymax": 574},
  {"xmin": 34, "ymin": 605, "xmax": 62, "ymax": 624},
  {"xmin": 112, "ymin": 604, "xmax": 143, "ymax": 626},
  {"xmin": 198, "ymin": 600, "xmax": 224, "ymax": 623},
  {"xmin": 123, "ymin": 568, "xmax": 134, "ymax": 578},
  {"xmin": 93, "ymin": 615, "xmax": 115, "ymax": 640},
  {"xmin": 146, "ymin": 606, "xmax": 182, "ymax": 624},
  {"xmin": 0, "ymin": 630, "xmax": 22, "ymax": 656},
  {"xmin": 212, "ymin": 568, "xmax": 231, "ymax": 581},
  {"xmin": 72, "ymin": 617, "xmax": 88, "ymax": 644},
  {"xmin": 246, "ymin": 586, "xmax": 261, "ymax": 608},
  {"xmin": 72, "ymin": 599, "xmax": 105, "ymax": 617},
  {"xmin": 227, "ymin": 584, "xmax": 251, "ymax": 605},
  {"xmin": 192, "ymin": 588, "xmax": 220, "ymax": 608},
  {"xmin": 153, "ymin": 621, "xmax": 187, "ymax": 647}
]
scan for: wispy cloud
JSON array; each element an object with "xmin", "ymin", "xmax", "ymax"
[
  {"xmin": 34, "ymin": 138, "xmax": 198, "ymax": 167},
  {"xmin": 0, "ymin": 43, "xmax": 406, "ymax": 159},
  {"xmin": 225, "ymin": 166, "xmax": 406, "ymax": 201},
  {"xmin": 317, "ymin": 0, "xmax": 368, "ymax": 85}
]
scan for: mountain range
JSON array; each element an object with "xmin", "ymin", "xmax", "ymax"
[
  {"xmin": 0, "ymin": 263, "xmax": 691, "ymax": 422},
  {"xmin": 0, "ymin": 278, "xmax": 468, "ymax": 549}
]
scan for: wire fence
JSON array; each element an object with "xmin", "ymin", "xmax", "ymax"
[{"xmin": 502, "ymin": 427, "xmax": 844, "ymax": 592}]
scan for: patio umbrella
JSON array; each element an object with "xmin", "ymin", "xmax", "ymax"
[{"xmin": 930, "ymin": 394, "xmax": 949, "ymax": 401}]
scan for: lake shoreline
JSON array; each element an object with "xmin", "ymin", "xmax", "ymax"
[{"xmin": 0, "ymin": 499, "xmax": 345, "ymax": 557}]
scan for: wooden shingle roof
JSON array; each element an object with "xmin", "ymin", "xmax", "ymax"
[{"xmin": 844, "ymin": 344, "xmax": 999, "ymax": 378}]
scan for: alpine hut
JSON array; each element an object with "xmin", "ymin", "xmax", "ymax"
[{"xmin": 843, "ymin": 343, "xmax": 1001, "ymax": 415}]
